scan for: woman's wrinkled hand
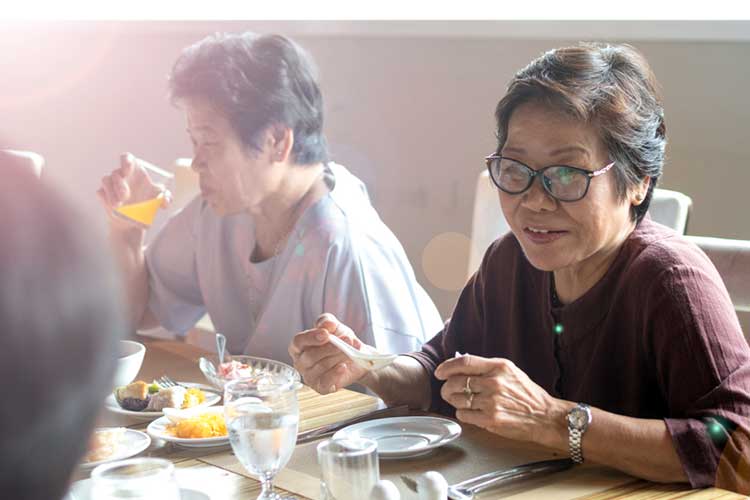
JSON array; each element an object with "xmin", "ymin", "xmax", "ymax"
[
  {"xmin": 435, "ymin": 355, "xmax": 566, "ymax": 446},
  {"xmin": 288, "ymin": 313, "xmax": 369, "ymax": 395}
]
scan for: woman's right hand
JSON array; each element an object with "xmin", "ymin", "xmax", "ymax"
[
  {"xmin": 96, "ymin": 152, "xmax": 169, "ymax": 232},
  {"xmin": 289, "ymin": 313, "xmax": 369, "ymax": 394}
]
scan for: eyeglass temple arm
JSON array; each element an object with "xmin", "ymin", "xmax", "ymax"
[{"xmin": 590, "ymin": 161, "xmax": 616, "ymax": 177}]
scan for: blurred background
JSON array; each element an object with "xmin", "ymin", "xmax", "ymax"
[{"xmin": 2, "ymin": 20, "xmax": 748, "ymax": 328}]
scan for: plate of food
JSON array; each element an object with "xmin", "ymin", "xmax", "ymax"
[
  {"xmin": 79, "ymin": 427, "xmax": 151, "ymax": 469},
  {"xmin": 105, "ymin": 380, "xmax": 221, "ymax": 419},
  {"xmin": 146, "ymin": 406, "xmax": 228, "ymax": 448}
]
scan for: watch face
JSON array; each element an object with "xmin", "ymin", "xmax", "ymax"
[{"xmin": 568, "ymin": 407, "xmax": 590, "ymax": 430}]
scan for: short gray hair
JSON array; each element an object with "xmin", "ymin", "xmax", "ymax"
[{"xmin": 495, "ymin": 43, "xmax": 666, "ymax": 222}]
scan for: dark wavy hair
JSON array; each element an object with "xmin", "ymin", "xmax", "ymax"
[
  {"xmin": 495, "ymin": 43, "xmax": 667, "ymax": 222},
  {"xmin": 169, "ymin": 32, "xmax": 328, "ymax": 165}
]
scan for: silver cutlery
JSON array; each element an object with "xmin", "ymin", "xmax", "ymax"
[
  {"xmin": 216, "ymin": 333, "xmax": 228, "ymax": 365},
  {"xmin": 198, "ymin": 356, "xmax": 217, "ymax": 377},
  {"xmin": 296, "ymin": 405, "xmax": 410, "ymax": 444},
  {"xmin": 401, "ymin": 458, "xmax": 574, "ymax": 499},
  {"xmin": 157, "ymin": 375, "xmax": 223, "ymax": 396}
]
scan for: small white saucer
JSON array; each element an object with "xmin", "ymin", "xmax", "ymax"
[
  {"xmin": 78, "ymin": 429, "xmax": 151, "ymax": 469},
  {"xmin": 333, "ymin": 416, "xmax": 461, "ymax": 459}
]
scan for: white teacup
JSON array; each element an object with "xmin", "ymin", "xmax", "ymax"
[{"xmin": 113, "ymin": 340, "xmax": 145, "ymax": 388}]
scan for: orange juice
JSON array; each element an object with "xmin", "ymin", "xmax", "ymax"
[{"xmin": 114, "ymin": 192, "xmax": 165, "ymax": 228}]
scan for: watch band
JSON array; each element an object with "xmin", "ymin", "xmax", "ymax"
[
  {"xmin": 567, "ymin": 403, "xmax": 591, "ymax": 464},
  {"xmin": 569, "ymin": 428, "xmax": 584, "ymax": 464}
]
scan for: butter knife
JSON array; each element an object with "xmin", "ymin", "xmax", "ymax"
[
  {"xmin": 296, "ymin": 404, "xmax": 410, "ymax": 444},
  {"xmin": 401, "ymin": 458, "xmax": 574, "ymax": 500}
]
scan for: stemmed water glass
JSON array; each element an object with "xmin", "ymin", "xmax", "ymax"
[{"xmin": 224, "ymin": 375, "xmax": 299, "ymax": 500}]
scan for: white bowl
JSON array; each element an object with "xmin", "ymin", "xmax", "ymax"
[{"xmin": 113, "ymin": 340, "xmax": 145, "ymax": 388}]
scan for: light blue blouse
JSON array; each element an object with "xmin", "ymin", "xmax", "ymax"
[{"xmin": 145, "ymin": 163, "xmax": 443, "ymax": 364}]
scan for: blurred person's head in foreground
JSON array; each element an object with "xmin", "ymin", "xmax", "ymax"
[{"xmin": 0, "ymin": 158, "xmax": 127, "ymax": 499}]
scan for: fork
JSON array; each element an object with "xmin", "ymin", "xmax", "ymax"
[
  {"xmin": 157, "ymin": 375, "xmax": 222, "ymax": 395},
  {"xmin": 401, "ymin": 458, "xmax": 574, "ymax": 500}
]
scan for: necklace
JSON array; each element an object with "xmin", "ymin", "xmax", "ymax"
[
  {"xmin": 550, "ymin": 276, "xmax": 564, "ymax": 308},
  {"xmin": 246, "ymin": 171, "xmax": 327, "ymax": 325},
  {"xmin": 253, "ymin": 171, "xmax": 325, "ymax": 261}
]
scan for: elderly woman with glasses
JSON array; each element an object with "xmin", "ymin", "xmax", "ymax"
[{"xmin": 290, "ymin": 43, "xmax": 750, "ymax": 491}]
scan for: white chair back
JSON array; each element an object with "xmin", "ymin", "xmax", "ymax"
[
  {"xmin": 0, "ymin": 149, "xmax": 44, "ymax": 178},
  {"xmin": 468, "ymin": 171, "xmax": 509, "ymax": 278},
  {"xmin": 648, "ymin": 188, "xmax": 692, "ymax": 235},
  {"xmin": 171, "ymin": 158, "xmax": 200, "ymax": 211},
  {"xmin": 168, "ymin": 158, "xmax": 217, "ymax": 345},
  {"xmin": 685, "ymin": 235, "xmax": 750, "ymax": 313},
  {"xmin": 468, "ymin": 170, "xmax": 694, "ymax": 279}
]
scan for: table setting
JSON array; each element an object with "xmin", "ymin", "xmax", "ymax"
[{"xmin": 63, "ymin": 335, "xmax": 746, "ymax": 500}]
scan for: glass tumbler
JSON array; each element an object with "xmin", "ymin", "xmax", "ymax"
[
  {"xmin": 90, "ymin": 457, "xmax": 180, "ymax": 499},
  {"xmin": 317, "ymin": 437, "xmax": 379, "ymax": 500},
  {"xmin": 112, "ymin": 154, "xmax": 174, "ymax": 229}
]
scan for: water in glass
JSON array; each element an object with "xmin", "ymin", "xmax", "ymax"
[{"xmin": 224, "ymin": 375, "xmax": 299, "ymax": 500}]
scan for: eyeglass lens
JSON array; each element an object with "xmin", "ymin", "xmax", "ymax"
[{"xmin": 490, "ymin": 158, "xmax": 589, "ymax": 201}]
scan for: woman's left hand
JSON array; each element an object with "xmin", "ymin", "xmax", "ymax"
[{"xmin": 435, "ymin": 355, "xmax": 567, "ymax": 447}]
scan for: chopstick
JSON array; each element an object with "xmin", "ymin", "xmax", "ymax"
[{"xmin": 296, "ymin": 405, "xmax": 409, "ymax": 444}]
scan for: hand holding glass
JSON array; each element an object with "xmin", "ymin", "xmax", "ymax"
[
  {"xmin": 112, "ymin": 153, "xmax": 174, "ymax": 228},
  {"xmin": 224, "ymin": 375, "xmax": 299, "ymax": 500}
]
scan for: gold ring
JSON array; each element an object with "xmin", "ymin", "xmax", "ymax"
[
  {"xmin": 466, "ymin": 391, "xmax": 474, "ymax": 409},
  {"xmin": 463, "ymin": 376, "xmax": 473, "ymax": 397}
]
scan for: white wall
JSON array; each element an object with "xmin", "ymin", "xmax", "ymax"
[{"xmin": 2, "ymin": 21, "xmax": 748, "ymax": 330}]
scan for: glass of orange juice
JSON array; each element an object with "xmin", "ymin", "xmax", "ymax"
[{"xmin": 113, "ymin": 155, "xmax": 174, "ymax": 229}]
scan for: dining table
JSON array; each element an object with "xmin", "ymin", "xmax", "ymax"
[{"xmin": 71, "ymin": 337, "xmax": 747, "ymax": 499}]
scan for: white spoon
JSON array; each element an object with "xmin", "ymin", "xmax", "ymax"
[{"xmin": 326, "ymin": 334, "xmax": 398, "ymax": 371}]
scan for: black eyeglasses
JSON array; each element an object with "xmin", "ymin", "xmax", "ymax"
[{"xmin": 485, "ymin": 154, "xmax": 615, "ymax": 202}]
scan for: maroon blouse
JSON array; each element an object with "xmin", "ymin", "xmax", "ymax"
[{"xmin": 409, "ymin": 217, "xmax": 750, "ymax": 489}]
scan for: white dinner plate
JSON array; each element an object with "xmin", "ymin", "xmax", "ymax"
[
  {"xmin": 64, "ymin": 479, "xmax": 209, "ymax": 500},
  {"xmin": 78, "ymin": 429, "xmax": 151, "ymax": 469},
  {"xmin": 105, "ymin": 382, "xmax": 221, "ymax": 420},
  {"xmin": 333, "ymin": 416, "xmax": 462, "ymax": 459},
  {"xmin": 146, "ymin": 409, "xmax": 229, "ymax": 448}
]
